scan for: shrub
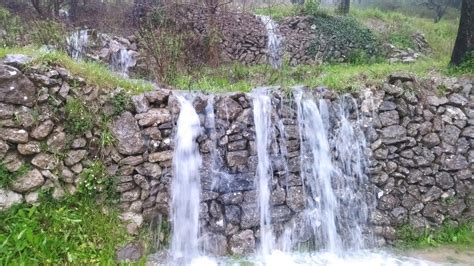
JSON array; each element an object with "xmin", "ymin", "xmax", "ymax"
[
  {"xmin": 65, "ymin": 98, "xmax": 94, "ymax": 135},
  {"xmin": 111, "ymin": 91, "xmax": 132, "ymax": 116},
  {"xmin": 0, "ymin": 7, "xmax": 23, "ymax": 47},
  {"xmin": 306, "ymin": 14, "xmax": 381, "ymax": 62},
  {"xmin": 303, "ymin": 0, "xmax": 321, "ymax": 17},
  {"xmin": 29, "ymin": 19, "xmax": 66, "ymax": 48}
]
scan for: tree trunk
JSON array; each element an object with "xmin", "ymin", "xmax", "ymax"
[
  {"xmin": 451, "ymin": 0, "xmax": 474, "ymax": 65},
  {"xmin": 338, "ymin": 0, "xmax": 350, "ymax": 15}
]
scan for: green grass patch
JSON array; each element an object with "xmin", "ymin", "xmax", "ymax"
[
  {"xmin": 253, "ymin": 4, "xmax": 301, "ymax": 21},
  {"xmin": 170, "ymin": 56, "xmax": 451, "ymax": 92},
  {"xmin": 350, "ymin": 8, "xmax": 458, "ymax": 60},
  {"xmin": 396, "ymin": 220, "xmax": 474, "ymax": 249},
  {"xmin": 0, "ymin": 191, "xmax": 132, "ymax": 265},
  {"xmin": 0, "ymin": 47, "xmax": 154, "ymax": 93}
]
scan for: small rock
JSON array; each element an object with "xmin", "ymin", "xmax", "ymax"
[
  {"xmin": 31, "ymin": 153, "xmax": 58, "ymax": 170},
  {"xmin": 10, "ymin": 169, "xmax": 45, "ymax": 193},
  {"xmin": 17, "ymin": 141, "xmax": 41, "ymax": 155},
  {"xmin": 148, "ymin": 151, "xmax": 172, "ymax": 162},
  {"xmin": 0, "ymin": 188, "xmax": 23, "ymax": 210},
  {"xmin": 30, "ymin": 120, "xmax": 54, "ymax": 140},
  {"xmin": 64, "ymin": 150, "xmax": 87, "ymax": 166},
  {"xmin": 131, "ymin": 94, "xmax": 149, "ymax": 113},
  {"xmin": 0, "ymin": 128, "xmax": 28, "ymax": 143},
  {"xmin": 229, "ymin": 229, "xmax": 255, "ymax": 255},
  {"xmin": 116, "ymin": 242, "xmax": 143, "ymax": 263}
]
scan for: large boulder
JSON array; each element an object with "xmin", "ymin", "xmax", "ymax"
[
  {"xmin": 111, "ymin": 112, "xmax": 146, "ymax": 155},
  {"xmin": 0, "ymin": 64, "xmax": 36, "ymax": 107}
]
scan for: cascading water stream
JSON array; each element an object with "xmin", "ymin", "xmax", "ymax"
[
  {"xmin": 252, "ymin": 89, "xmax": 275, "ymax": 257},
  {"xmin": 67, "ymin": 30, "xmax": 88, "ymax": 60},
  {"xmin": 295, "ymin": 90, "xmax": 341, "ymax": 253},
  {"xmin": 170, "ymin": 95, "xmax": 203, "ymax": 264},
  {"xmin": 257, "ymin": 15, "xmax": 283, "ymax": 69},
  {"xmin": 111, "ymin": 48, "xmax": 135, "ymax": 77}
]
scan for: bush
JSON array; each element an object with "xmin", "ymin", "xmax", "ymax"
[
  {"xmin": 303, "ymin": 0, "xmax": 321, "ymax": 17},
  {"xmin": 0, "ymin": 193, "xmax": 130, "ymax": 264},
  {"xmin": 29, "ymin": 19, "xmax": 66, "ymax": 48},
  {"xmin": 306, "ymin": 14, "xmax": 381, "ymax": 62},
  {"xmin": 0, "ymin": 7, "xmax": 23, "ymax": 47},
  {"xmin": 65, "ymin": 98, "xmax": 94, "ymax": 135}
]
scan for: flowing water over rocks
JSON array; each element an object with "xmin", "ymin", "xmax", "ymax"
[
  {"xmin": 147, "ymin": 87, "xmax": 441, "ymax": 266},
  {"xmin": 257, "ymin": 15, "xmax": 283, "ymax": 69},
  {"xmin": 67, "ymin": 30, "xmax": 89, "ymax": 60}
]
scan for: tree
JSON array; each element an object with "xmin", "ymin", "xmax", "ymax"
[
  {"xmin": 419, "ymin": 0, "xmax": 450, "ymax": 23},
  {"xmin": 450, "ymin": 0, "xmax": 474, "ymax": 65},
  {"xmin": 338, "ymin": 0, "xmax": 350, "ymax": 15}
]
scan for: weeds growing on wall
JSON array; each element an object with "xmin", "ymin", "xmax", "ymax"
[
  {"xmin": 65, "ymin": 98, "xmax": 94, "ymax": 135},
  {"xmin": 0, "ymin": 191, "xmax": 131, "ymax": 264},
  {"xmin": 78, "ymin": 161, "xmax": 116, "ymax": 202},
  {"xmin": 396, "ymin": 220, "xmax": 474, "ymax": 249},
  {"xmin": 0, "ymin": 163, "xmax": 30, "ymax": 189}
]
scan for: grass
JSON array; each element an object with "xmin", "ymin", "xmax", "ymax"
[
  {"xmin": 0, "ymin": 47, "xmax": 154, "ymax": 93},
  {"xmin": 396, "ymin": 220, "xmax": 474, "ymax": 250},
  {"xmin": 169, "ymin": 56, "xmax": 456, "ymax": 92},
  {"xmin": 0, "ymin": 191, "xmax": 133, "ymax": 265}
]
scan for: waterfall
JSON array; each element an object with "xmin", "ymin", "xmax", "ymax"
[
  {"xmin": 295, "ymin": 90, "xmax": 342, "ymax": 253},
  {"xmin": 170, "ymin": 95, "xmax": 203, "ymax": 264},
  {"xmin": 67, "ymin": 30, "xmax": 88, "ymax": 60},
  {"xmin": 252, "ymin": 89, "xmax": 275, "ymax": 257},
  {"xmin": 257, "ymin": 15, "xmax": 283, "ymax": 69},
  {"xmin": 111, "ymin": 48, "xmax": 135, "ymax": 77}
]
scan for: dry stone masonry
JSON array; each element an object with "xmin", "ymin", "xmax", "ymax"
[{"xmin": 0, "ymin": 57, "xmax": 472, "ymax": 254}]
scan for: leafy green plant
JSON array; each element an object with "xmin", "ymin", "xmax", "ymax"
[
  {"xmin": 99, "ymin": 116, "xmax": 116, "ymax": 148},
  {"xmin": 65, "ymin": 98, "xmax": 94, "ymax": 135},
  {"xmin": 78, "ymin": 161, "xmax": 115, "ymax": 202},
  {"xmin": 306, "ymin": 14, "xmax": 382, "ymax": 62},
  {"xmin": 0, "ymin": 193, "xmax": 131, "ymax": 264},
  {"xmin": 0, "ymin": 7, "xmax": 23, "ymax": 47},
  {"xmin": 111, "ymin": 91, "xmax": 132, "ymax": 116}
]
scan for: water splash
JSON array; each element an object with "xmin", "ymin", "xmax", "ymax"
[
  {"xmin": 67, "ymin": 30, "xmax": 88, "ymax": 60},
  {"xmin": 252, "ymin": 89, "xmax": 275, "ymax": 257},
  {"xmin": 171, "ymin": 95, "xmax": 203, "ymax": 264},
  {"xmin": 257, "ymin": 15, "xmax": 283, "ymax": 69},
  {"xmin": 111, "ymin": 48, "xmax": 135, "ymax": 77}
]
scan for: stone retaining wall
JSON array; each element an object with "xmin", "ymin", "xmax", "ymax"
[{"xmin": 0, "ymin": 59, "xmax": 472, "ymax": 255}]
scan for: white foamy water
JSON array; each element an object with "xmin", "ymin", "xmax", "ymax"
[
  {"xmin": 111, "ymin": 48, "xmax": 135, "ymax": 77},
  {"xmin": 170, "ymin": 95, "xmax": 203, "ymax": 264},
  {"xmin": 67, "ymin": 29, "xmax": 88, "ymax": 60},
  {"xmin": 252, "ymin": 89, "xmax": 275, "ymax": 257},
  {"xmin": 257, "ymin": 15, "xmax": 283, "ymax": 69}
]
